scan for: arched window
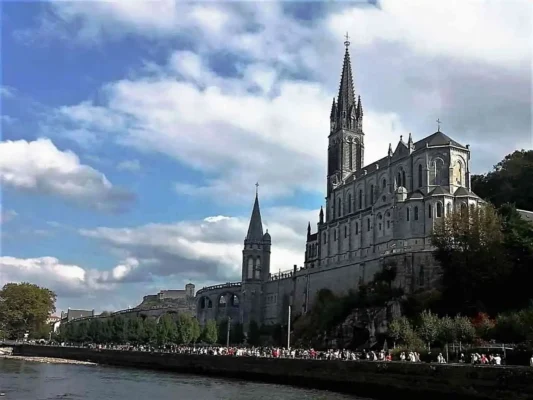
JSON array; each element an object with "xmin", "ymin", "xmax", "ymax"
[
  {"xmin": 402, "ymin": 170, "xmax": 406, "ymax": 188},
  {"xmin": 387, "ymin": 220, "xmax": 390, "ymax": 229},
  {"xmin": 430, "ymin": 158, "xmax": 445, "ymax": 186},
  {"xmin": 367, "ymin": 219, "xmax": 371, "ymax": 231},
  {"xmin": 358, "ymin": 189, "xmax": 363, "ymax": 209},
  {"xmin": 337, "ymin": 198, "xmax": 342, "ymax": 217},
  {"xmin": 254, "ymin": 258, "xmax": 261, "ymax": 279},
  {"xmin": 436, "ymin": 202, "xmax": 443, "ymax": 218},
  {"xmin": 247, "ymin": 257, "xmax": 254, "ymax": 279},
  {"xmin": 334, "ymin": 229, "xmax": 337, "ymax": 241},
  {"xmin": 446, "ymin": 203, "xmax": 452, "ymax": 216},
  {"xmin": 397, "ymin": 172, "xmax": 402, "ymax": 187},
  {"xmin": 219, "ymin": 295, "xmax": 227, "ymax": 308},
  {"xmin": 428, "ymin": 204, "xmax": 432, "ymax": 219},
  {"xmin": 370, "ymin": 185, "xmax": 374, "ymax": 204},
  {"xmin": 344, "ymin": 225, "xmax": 348, "ymax": 238},
  {"xmin": 355, "ymin": 222, "xmax": 359, "ymax": 235},
  {"xmin": 382, "ymin": 178, "xmax": 387, "ymax": 189},
  {"xmin": 348, "ymin": 193, "xmax": 352, "ymax": 213},
  {"xmin": 418, "ymin": 164, "xmax": 423, "ymax": 188},
  {"xmin": 406, "ymin": 208, "xmax": 410, "ymax": 221},
  {"xmin": 414, "ymin": 206, "xmax": 419, "ymax": 221},
  {"xmin": 454, "ymin": 160, "xmax": 463, "ymax": 186},
  {"xmin": 461, "ymin": 203, "xmax": 467, "ymax": 215}
]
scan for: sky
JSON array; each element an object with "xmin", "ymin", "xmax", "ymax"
[{"xmin": 0, "ymin": 0, "xmax": 531, "ymax": 314}]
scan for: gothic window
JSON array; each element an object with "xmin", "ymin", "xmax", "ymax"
[
  {"xmin": 355, "ymin": 222, "xmax": 359, "ymax": 235},
  {"xmin": 334, "ymin": 229, "xmax": 337, "ymax": 241},
  {"xmin": 367, "ymin": 219, "xmax": 371, "ymax": 231},
  {"xmin": 453, "ymin": 160, "xmax": 463, "ymax": 186},
  {"xmin": 254, "ymin": 258, "xmax": 261, "ymax": 280},
  {"xmin": 436, "ymin": 202, "xmax": 443, "ymax": 218},
  {"xmin": 370, "ymin": 185, "xmax": 374, "ymax": 204},
  {"xmin": 349, "ymin": 143, "xmax": 353, "ymax": 170},
  {"xmin": 428, "ymin": 204, "xmax": 432, "ymax": 219},
  {"xmin": 382, "ymin": 178, "xmax": 387, "ymax": 189},
  {"xmin": 348, "ymin": 193, "xmax": 352, "ymax": 213},
  {"xmin": 446, "ymin": 203, "xmax": 452, "ymax": 216},
  {"xmin": 323, "ymin": 232, "xmax": 327, "ymax": 243},
  {"xmin": 397, "ymin": 172, "xmax": 401, "ymax": 187},
  {"xmin": 358, "ymin": 190, "xmax": 363, "ymax": 209},
  {"xmin": 338, "ymin": 198, "xmax": 342, "ymax": 217},
  {"xmin": 231, "ymin": 294, "xmax": 240, "ymax": 307},
  {"xmin": 429, "ymin": 158, "xmax": 445, "ymax": 186},
  {"xmin": 418, "ymin": 164, "xmax": 423, "ymax": 188},
  {"xmin": 402, "ymin": 171, "xmax": 406, "ymax": 188},
  {"xmin": 461, "ymin": 203, "xmax": 467, "ymax": 215},
  {"xmin": 247, "ymin": 257, "xmax": 254, "ymax": 279},
  {"xmin": 387, "ymin": 220, "xmax": 390, "ymax": 229},
  {"xmin": 414, "ymin": 206, "xmax": 419, "ymax": 221},
  {"xmin": 406, "ymin": 208, "xmax": 410, "ymax": 221},
  {"xmin": 379, "ymin": 223, "xmax": 382, "ymax": 230},
  {"xmin": 344, "ymin": 225, "xmax": 348, "ymax": 238}
]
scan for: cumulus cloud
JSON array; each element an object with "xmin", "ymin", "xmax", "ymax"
[
  {"xmin": 0, "ymin": 138, "xmax": 135, "ymax": 212},
  {"xmin": 35, "ymin": 1, "xmax": 530, "ymax": 204},
  {"xmin": 79, "ymin": 205, "xmax": 317, "ymax": 287},
  {"xmin": 0, "ymin": 207, "xmax": 17, "ymax": 225}
]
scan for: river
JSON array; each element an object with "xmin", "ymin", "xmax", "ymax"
[{"xmin": 0, "ymin": 358, "xmax": 368, "ymax": 400}]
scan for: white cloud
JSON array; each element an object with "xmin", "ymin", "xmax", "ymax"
[
  {"xmin": 0, "ymin": 138, "xmax": 135, "ymax": 212},
  {"xmin": 116, "ymin": 159, "xmax": 141, "ymax": 172},
  {"xmin": 79, "ymin": 204, "xmax": 317, "ymax": 285}
]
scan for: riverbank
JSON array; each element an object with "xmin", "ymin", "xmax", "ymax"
[
  {"xmin": 1, "ymin": 354, "xmax": 96, "ymax": 365},
  {"xmin": 12, "ymin": 345, "xmax": 533, "ymax": 400}
]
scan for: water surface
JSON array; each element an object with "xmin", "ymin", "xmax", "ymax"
[{"xmin": 0, "ymin": 358, "xmax": 367, "ymax": 400}]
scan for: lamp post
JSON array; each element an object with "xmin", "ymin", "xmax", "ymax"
[
  {"xmin": 287, "ymin": 305, "xmax": 291, "ymax": 350},
  {"xmin": 226, "ymin": 316, "xmax": 231, "ymax": 348}
]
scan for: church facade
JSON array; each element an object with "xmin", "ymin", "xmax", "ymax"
[{"xmin": 195, "ymin": 40, "xmax": 482, "ymax": 330}]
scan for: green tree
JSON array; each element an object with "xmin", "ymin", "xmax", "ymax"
[
  {"xmin": 247, "ymin": 320, "xmax": 261, "ymax": 346},
  {"xmin": 417, "ymin": 310, "xmax": 440, "ymax": 350},
  {"xmin": 432, "ymin": 204, "xmax": 510, "ymax": 315},
  {"xmin": 157, "ymin": 314, "xmax": 176, "ymax": 345},
  {"xmin": 454, "ymin": 315, "xmax": 475, "ymax": 344},
  {"xmin": 142, "ymin": 318, "xmax": 157, "ymax": 345},
  {"xmin": 472, "ymin": 150, "xmax": 533, "ymax": 210},
  {"xmin": 438, "ymin": 316, "xmax": 457, "ymax": 345},
  {"xmin": 175, "ymin": 314, "xmax": 193, "ymax": 344},
  {"xmin": 0, "ymin": 282, "xmax": 56, "ymax": 339},
  {"xmin": 388, "ymin": 319, "xmax": 402, "ymax": 348},
  {"xmin": 112, "ymin": 316, "xmax": 127, "ymax": 344},
  {"xmin": 201, "ymin": 320, "xmax": 218, "ymax": 344},
  {"xmin": 230, "ymin": 323, "xmax": 245, "ymax": 345},
  {"xmin": 190, "ymin": 317, "xmax": 201, "ymax": 344}
]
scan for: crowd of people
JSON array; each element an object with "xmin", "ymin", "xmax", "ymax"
[{"xmin": 74, "ymin": 342, "xmax": 512, "ymax": 365}]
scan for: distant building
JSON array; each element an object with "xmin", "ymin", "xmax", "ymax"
[
  {"xmin": 141, "ymin": 284, "xmax": 196, "ymax": 304},
  {"xmin": 60, "ymin": 309, "xmax": 95, "ymax": 323}
]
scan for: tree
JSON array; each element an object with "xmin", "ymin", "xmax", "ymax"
[
  {"xmin": 190, "ymin": 317, "xmax": 201, "ymax": 344},
  {"xmin": 472, "ymin": 150, "xmax": 533, "ymax": 210},
  {"xmin": 471, "ymin": 312, "xmax": 495, "ymax": 340},
  {"xmin": 388, "ymin": 319, "xmax": 402, "ymax": 348},
  {"xmin": 201, "ymin": 320, "xmax": 218, "ymax": 344},
  {"xmin": 230, "ymin": 323, "xmax": 245, "ymax": 345},
  {"xmin": 438, "ymin": 316, "xmax": 457, "ymax": 345},
  {"xmin": 157, "ymin": 314, "xmax": 177, "ymax": 345},
  {"xmin": 175, "ymin": 314, "xmax": 193, "ymax": 345},
  {"xmin": 142, "ymin": 318, "xmax": 157, "ymax": 345},
  {"xmin": 0, "ymin": 282, "xmax": 56, "ymax": 339},
  {"xmin": 247, "ymin": 320, "xmax": 261, "ymax": 346},
  {"xmin": 432, "ymin": 204, "xmax": 510, "ymax": 315},
  {"xmin": 454, "ymin": 315, "xmax": 475, "ymax": 344},
  {"xmin": 417, "ymin": 310, "xmax": 440, "ymax": 350}
]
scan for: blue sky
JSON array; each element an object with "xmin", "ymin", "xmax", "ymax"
[{"xmin": 0, "ymin": 0, "xmax": 531, "ymax": 313}]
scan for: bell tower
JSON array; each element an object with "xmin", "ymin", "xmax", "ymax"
[{"xmin": 327, "ymin": 34, "xmax": 364, "ymax": 195}]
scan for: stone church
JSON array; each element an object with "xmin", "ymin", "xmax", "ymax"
[{"xmin": 195, "ymin": 39, "xmax": 482, "ymax": 329}]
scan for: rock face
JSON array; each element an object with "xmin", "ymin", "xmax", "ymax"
[{"xmin": 328, "ymin": 300, "xmax": 402, "ymax": 349}]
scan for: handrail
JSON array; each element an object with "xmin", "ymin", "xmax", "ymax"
[{"xmin": 196, "ymin": 282, "xmax": 242, "ymax": 295}]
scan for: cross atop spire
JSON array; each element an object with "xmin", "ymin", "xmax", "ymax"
[
  {"xmin": 245, "ymin": 188, "xmax": 264, "ymax": 243},
  {"xmin": 344, "ymin": 32, "xmax": 350, "ymax": 47},
  {"xmin": 255, "ymin": 182, "xmax": 259, "ymax": 196}
]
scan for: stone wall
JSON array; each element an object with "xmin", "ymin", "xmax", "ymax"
[{"xmin": 14, "ymin": 345, "xmax": 533, "ymax": 400}]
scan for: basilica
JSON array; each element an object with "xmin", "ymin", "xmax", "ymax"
[{"xmin": 195, "ymin": 39, "xmax": 482, "ymax": 329}]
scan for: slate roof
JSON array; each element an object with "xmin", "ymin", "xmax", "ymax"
[
  {"xmin": 343, "ymin": 130, "xmax": 467, "ymax": 184},
  {"xmin": 246, "ymin": 193, "xmax": 264, "ymax": 242}
]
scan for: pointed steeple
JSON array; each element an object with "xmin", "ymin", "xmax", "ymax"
[
  {"xmin": 245, "ymin": 185, "xmax": 264, "ymax": 243},
  {"xmin": 307, "ymin": 222, "xmax": 311, "ymax": 238},
  {"xmin": 336, "ymin": 44, "xmax": 357, "ymax": 127},
  {"xmin": 330, "ymin": 98, "xmax": 337, "ymax": 121},
  {"xmin": 319, "ymin": 206, "xmax": 324, "ymax": 224}
]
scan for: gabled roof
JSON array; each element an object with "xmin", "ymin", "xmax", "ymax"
[
  {"xmin": 407, "ymin": 190, "xmax": 424, "ymax": 200},
  {"xmin": 454, "ymin": 187, "xmax": 479, "ymax": 197}
]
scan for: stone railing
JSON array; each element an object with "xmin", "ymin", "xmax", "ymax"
[
  {"xmin": 196, "ymin": 282, "xmax": 242, "ymax": 296},
  {"xmin": 269, "ymin": 269, "xmax": 295, "ymax": 281}
]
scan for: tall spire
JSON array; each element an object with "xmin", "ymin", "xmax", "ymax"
[
  {"xmin": 245, "ymin": 187, "xmax": 264, "ymax": 242},
  {"xmin": 336, "ymin": 34, "xmax": 357, "ymax": 128}
]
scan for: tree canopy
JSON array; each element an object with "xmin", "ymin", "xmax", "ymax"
[
  {"xmin": 0, "ymin": 282, "xmax": 56, "ymax": 339},
  {"xmin": 472, "ymin": 150, "xmax": 533, "ymax": 210}
]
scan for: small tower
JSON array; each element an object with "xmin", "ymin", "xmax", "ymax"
[
  {"xmin": 241, "ymin": 184, "xmax": 271, "ymax": 328},
  {"xmin": 185, "ymin": 283, "xmax": 195, "ymax": 298}
]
